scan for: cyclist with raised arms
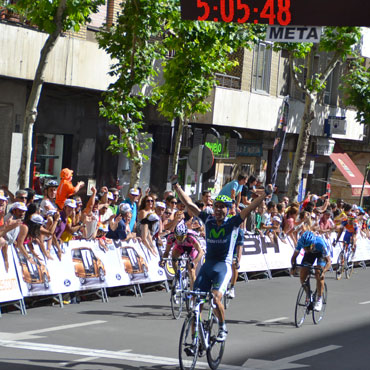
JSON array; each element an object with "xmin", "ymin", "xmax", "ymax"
[
  {"xmin": 172, "ymin": 176, "xmax": 272, "ymax": 342},
  {"xmin": 160, "ymin": 221, "xmax": 204, "ymax": 290},
  {"xmin": 291, "ymin": 231, "xmax": 331, "ymax": 311},
  {"xmin": 334, "ymin": 212, "xmax": 358, "ymax": 253}
]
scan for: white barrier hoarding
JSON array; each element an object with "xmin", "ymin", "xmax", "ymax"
[{"xmin": 0, "ymin": 246, "xmax": 22, "ymax": 303}]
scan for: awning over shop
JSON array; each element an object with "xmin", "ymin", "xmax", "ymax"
[{"xmin": 329, "ymin": 153, "xmax": 370, "ymax": 197}]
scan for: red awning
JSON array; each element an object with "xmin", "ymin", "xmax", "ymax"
[{"xmin": 330, "ymin": 153, "xmax": 370, "ymax": 197}]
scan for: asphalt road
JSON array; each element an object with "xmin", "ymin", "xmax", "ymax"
[{"xmin": 0, "ymin": 265, "xmax": 369, "ymax": 370}]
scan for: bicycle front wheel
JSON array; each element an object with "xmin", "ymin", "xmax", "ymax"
[
  {"xmin": 171, "ymin": 277, "xmax": 183, "ymax": 320},
  {"xmin": 179, "ymin": 315, "xmax": 199, "ymax": 370},
  {"xmin": 294, "ymin": 286, "xmax": 309, "ymax": 328},
  {"xmin": 336, "ymin": 251, "xmax": 344, "ymax": 280},
  {"xmin": 313, "ymin": 283, "xmax": 327, "ymax": 324},
  {"xmin": 206, "ymin": 314, "xmax": 225, "ymax": 370},
  {"xmin": 345, "ymin": 250, "xmax": 354, "ymax": 279}
]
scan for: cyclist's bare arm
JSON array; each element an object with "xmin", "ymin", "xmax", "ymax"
[
  {"xmin": 322, "ymin": 256, "xmax": 331, "ymax": 275},
  {"xmin": 290, "ymin": 250, "xmax": 299, "ymax": 273},
  {"xmin": 192, "ymin": 240, "xmax": 204, "ymax": 266},
  {"xmin": 239, "ymin": 185, "xmax": 272, "ymax": 221},
  {"xmin": 173, "ymin": 183, "xmax": 201, "ymax": 217}
]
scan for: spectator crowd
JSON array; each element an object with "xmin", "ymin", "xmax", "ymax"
[{"xmin": 1, "ymin": 169, "xmax": 370, "ymax": 272}]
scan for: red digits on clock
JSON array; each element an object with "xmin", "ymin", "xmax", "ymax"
[
  {"xmin": 220, "ymin": 0, "xmax": 234, "ymax": 22},
  {"xmin": 260, "ymin": 0, "xmax": 276, "ymax": 24},
  {"xmin": 237, "ymin": 0, "xmax": 250, "ymax": 23},
  {"xmin": 197, "ymin": 0, "xmax": 210, "ymax": 21},
  {"xmin": 277, "ymin": 0, "xmax": 291, "ymax": 25}
]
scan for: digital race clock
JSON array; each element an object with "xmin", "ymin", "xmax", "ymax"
[{"xmin": 180, "ymin": 0, "xmax": 370, "ymax": 27}]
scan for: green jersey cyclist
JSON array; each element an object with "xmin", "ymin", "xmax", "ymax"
[{"xmin": 172, "ymin": 177, "xmax": 272, "ymax": 342}]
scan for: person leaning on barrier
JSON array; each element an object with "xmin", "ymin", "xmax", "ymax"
[
  {"xmin": 136, "ymin": 212, "xmax": 160, "ymax": 256},
  {"xmin": 106, "ymin": 203, "xmax": 128, "ymax": 241}
]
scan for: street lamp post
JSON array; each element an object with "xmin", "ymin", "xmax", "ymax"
[{"xmin": 359, "ymin": 162, "xmax": 370, "ymax": 207}]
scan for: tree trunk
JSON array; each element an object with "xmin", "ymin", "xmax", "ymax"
[
  {"xmin": 172, "ymin": 117, "xmax": 185, "ymax": 174},
  {"xmin": 18, "ymin": 0, "xmax": 67, "ymax": 188},
  {"xmin": 287, "ymin": 94, "xmax": 316, "ymax": 201},
  {"xmin": 127, "ymin": 137, "xmax": 143, "ymax": 189}
]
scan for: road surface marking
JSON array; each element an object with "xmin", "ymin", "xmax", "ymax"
[
  {"xmin": 0, "ymin": 320, "xmax": 107, "ymax": 341},
  {"xmin": 359, "ymin": 300, "xmax": 370, "ymax": 305},
  {"xmin": 263, "ymin": 317, "xmax": 289, "ymax": 323},
  {"xmin": 60, "ymin": 349, "xmax": 133, "ymax": 367},
  {"xmin": 244, "ymin": 345, "xmax": 342, "ymax": 369}
]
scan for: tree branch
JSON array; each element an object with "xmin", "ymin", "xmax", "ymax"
[{"xmin": 289, "ymin": 52, "xmax": 310, "ymax": 96}]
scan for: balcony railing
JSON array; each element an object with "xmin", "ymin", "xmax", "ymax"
[{"xmin": 215, "ymin": 73, "xmax": 241, "ymax": 90}]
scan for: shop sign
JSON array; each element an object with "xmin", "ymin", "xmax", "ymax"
[
  {"xmin": 236, "ymin": 140, "xmax": 263, "ymax": 157},
  {"xmin": 205, "ymin": 134, "xmax": 233, "ymax": 159}
]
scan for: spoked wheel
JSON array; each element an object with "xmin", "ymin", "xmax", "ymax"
[
  {"xmin": 223, "ymin": 284, "xmax": 231, "ymax": 310},
  {"xmin": 206, "ymin": 313, "xmax": 225, "ymax": 370},
  {"xmin": 171, "ymin": 277, "xmax": 183, "ymax": 320},
  {"xmin": 345, "ymin": 250, "xmax": 354, "ymax": 279},
  {"xmin": 294, "ymin": 286, "xmax": 309, "ymax": 328},
  {"xmin": 336, "ymin": 252, "xmax": 344, "ymax": 280},
  {"xmin": 182, "ymin": 275, "xmax": 191, "ymax": 312},
  {"xmin": 313, "ymin": 283, "xmax": 327, "ymax": 324},
  {"xmin": 179, "ymin": 315, "xmax": 198, "ymax": 370}
]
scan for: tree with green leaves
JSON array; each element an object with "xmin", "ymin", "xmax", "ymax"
[
  {"xmin": 97, "ymin": 0, "xmax": 166, "ymax": 188},
  {"xmin": 341, "ymin": 57, "xmax": 370, "ymax": 125},
  {"xmin": 156, "ymin": 10, "xmax": 263, "ymax": 174},
  {"xmin": 274, "ymin": 27, "xmax": 362, "ymax": 201},
  {"xmin": 9, "ymin": 0, "xmax": 104, "ymax": 188}
]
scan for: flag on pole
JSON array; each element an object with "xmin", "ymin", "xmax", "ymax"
[{"xmin": 270, "ymin": 96, "xmax": 290, "ymax": 187}]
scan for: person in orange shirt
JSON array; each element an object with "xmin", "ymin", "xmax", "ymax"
[{"xmin": 55, "ymin": 168, "xmax": 84, "ymax": 210}]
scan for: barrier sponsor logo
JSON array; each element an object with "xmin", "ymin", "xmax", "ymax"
[
  {"xmin": 209, "ymin": 228, "xmax": 225, "ymax": 239},
  {"xmin": 243, "ymin": 237, "xmax": 280, "ymax": 255}
]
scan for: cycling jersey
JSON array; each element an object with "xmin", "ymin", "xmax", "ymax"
[
  {"xmin": 166, "ymin": 233, "xmax": 199, "ymax": 260},
  {"xmin": 198, "ymin": 212, "xmax": 243, "ymax": 265},
  {"xmin": 295, "ymin": 235, "xmax": 330, "ymax": 257},
  {"xmin": 341, "ymin": 220, "xmax": 358, "ymax": 243}
]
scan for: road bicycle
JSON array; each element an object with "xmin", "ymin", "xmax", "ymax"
[
  {"xmin": 294, "ymin": 265, "xmax": 327, "ymax": 328},
  {"xmin": 179, "ymin": 290, "xmax": 225, "ymax": 370},
  {"xmin": 335, "ymin": 241, "xmax": 355, "ymax": 280},
  {"xmin": 163, "ymin": 256, "xmax": 191, "ymax": 319}
]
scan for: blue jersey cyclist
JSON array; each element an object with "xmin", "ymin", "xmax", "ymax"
[
  {"xmin": 291, "ymin": 231, "xmax": 331, "ymax": 312},
  {"xmin": 172, "ymin": 177, "xmax": 271, "ymax": 342}
]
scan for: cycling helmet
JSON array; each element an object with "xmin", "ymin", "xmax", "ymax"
[
  {"xmin": 347, "ymin": 212, "xmax": 356, "ymax": 220},
  {"xmin": 45, "ymin": 180, "xmax": 58, "ymax": 189},
  {"xmin": 175, "ymin": 221, "xmax": 188, "ymax": 237},
  {"xmin": 298, "ymin": 231, "xmax": 316, "ymax": 248},
  {"xmin": 214, "ymin": 195, "xmax": 233, "ymax": 207}
]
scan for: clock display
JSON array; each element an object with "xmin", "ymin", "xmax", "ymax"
[{"xmin": 180, "ymin": 0, "xmax": 370, "ymax": 27}]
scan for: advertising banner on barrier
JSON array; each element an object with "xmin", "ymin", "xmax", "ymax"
[{"xmin": 0, "ymin": 245, "xmax": 22, "ymax": 303}]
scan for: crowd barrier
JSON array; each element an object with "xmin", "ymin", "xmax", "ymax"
[{"xmin": 1, "ymin": 232, "xmax": 370, "ymax": 314}]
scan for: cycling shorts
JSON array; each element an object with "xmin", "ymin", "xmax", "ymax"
[
  {"xmin": 173, "ymin": 244, "xmax": 198, "ymax": 260},
  {"xmin": 193, "ymin": 260, "xmax": 232, "ymax": 295},
  {"xmin": 301, "ymin": 252, "xmax": 326, "ymax": 267}
]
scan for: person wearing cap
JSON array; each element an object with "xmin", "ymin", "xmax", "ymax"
[
  {"xmin": 106, "ymin": 203, "xmax": 129, "ymax": 240},
  {"xmin": 154, "ymin": 201, "xmax": 168, "ymax": 239},
  {"xmin": 108, "ymin": 188, "xmax": 120, "ymax": 215},
  {"xmin": 59, "ymin": 199, "xmax": 86, "ymax": 243},
  {"xmin": 55, "ymin": 168, "xmax": 85, "ymax": 210},
  {"xmin": 0, "ymin": 192, "xmax": 23, "ymax": 272},
  {"xmin": 122, "ymin": 188, "xmax": 140, "ymax": 232},
  {"xmin": 97, "ymin": 187, "xmax": 114, "ymax": 224},
  {"xmin": 96, "ymin": 222, "xmax": 111, "ymax": 252},
  {"xmin": 15, "ymin": 213, "xmax": 47, "ymax": 263},
  {"xmin": 43, "ymin": 209, "xmax": 63, "ymax": 260},
  {"xmin": 172, "ymin": 175, "xmax": 272, "ymax": 342}
]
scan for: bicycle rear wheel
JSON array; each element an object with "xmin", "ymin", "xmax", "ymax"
[
  {"xmin": 179, "ymin": 315, "xmax": 199, "ymax": 370},
  {"xmin": 171, "ymin": 277, "xmax": 183, "ymax": 320},
  {"xmin": 345, "ymin": 250, "xmax": 354, "ymax": 279},
  {"xmin": 206, "ymin": 313, "xmax": 225, "ymax": 370},
  {"xmin": 294, "ymin": 286, "xmax": 309, "ymax": 328},
  {"xmin": 336, "ymin": 251, "xmax": 344, "ymax": 280},
  {"xmin": 313, "ymin": 283, "xmax": 327, "ymax": 324}
]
